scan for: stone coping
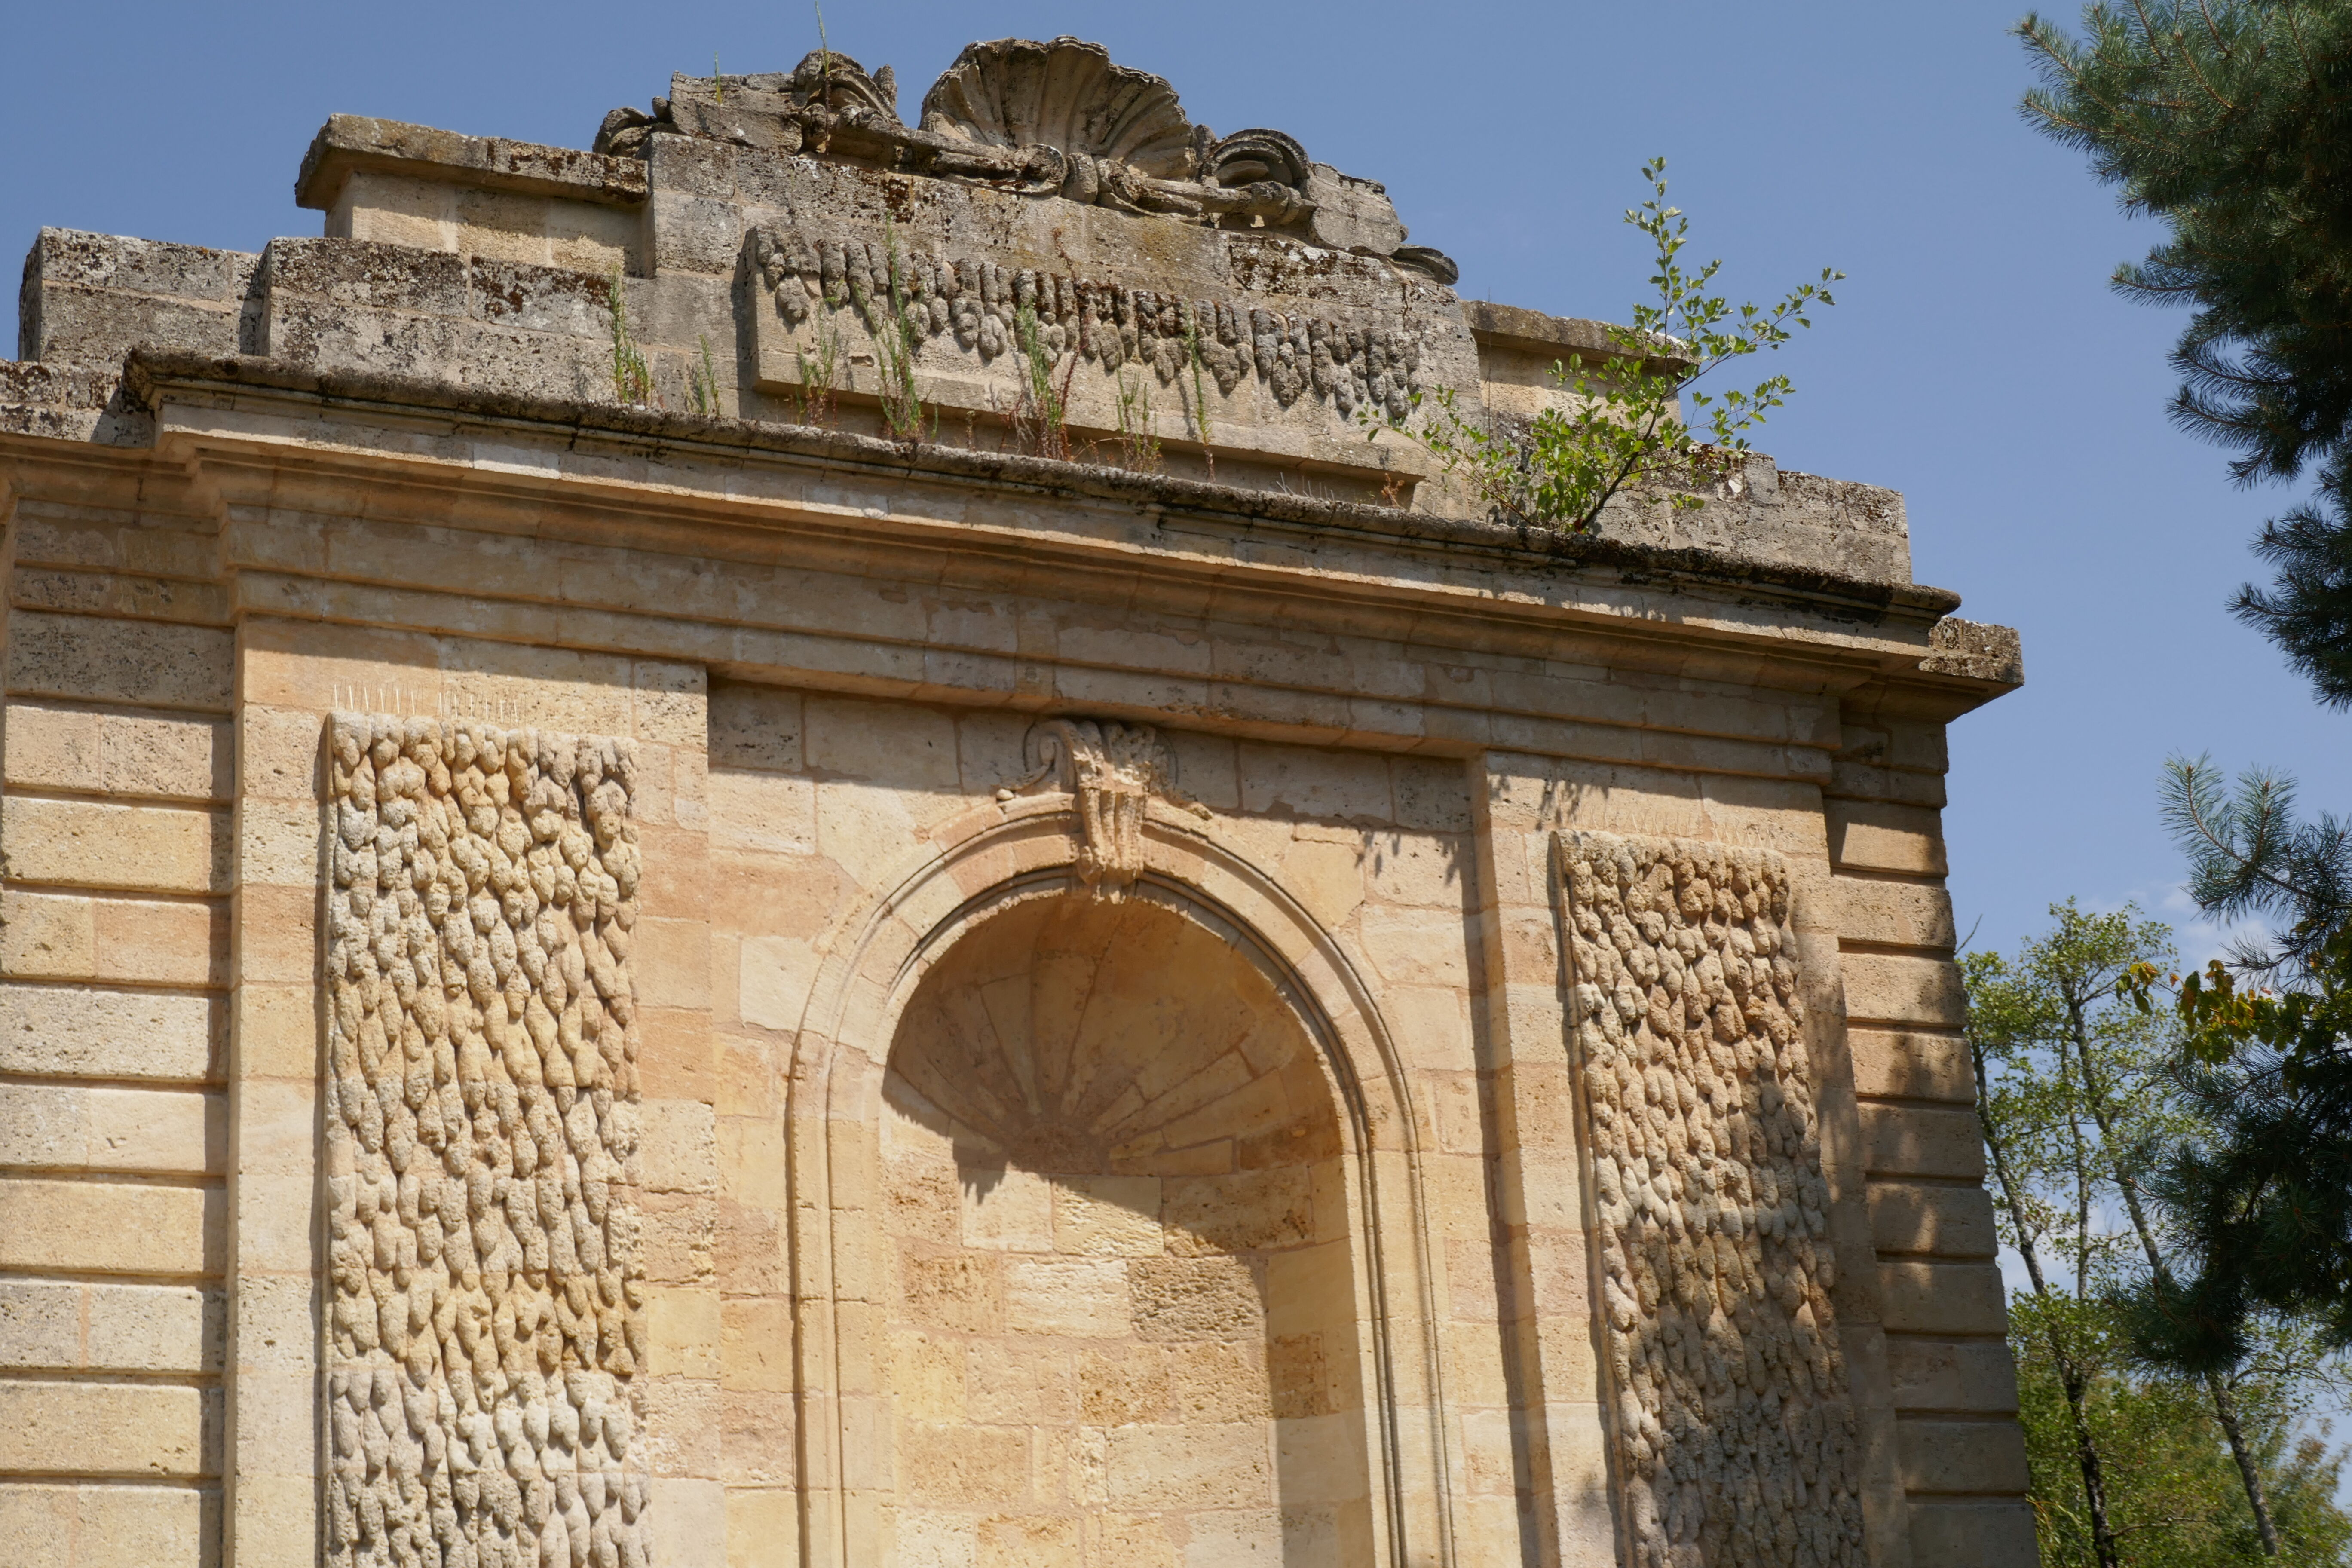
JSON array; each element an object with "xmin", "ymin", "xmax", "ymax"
[
  {"xmin": 117, "ymin": 347, "xmax": 1975, "ymax": 625},
  {"xmin": 294, "ymin": 113, "xmax": 649, "ymax": 211},
  {"xmin": 1463, "ymin": 299, "xmax": 1693, "ymax": 375}
]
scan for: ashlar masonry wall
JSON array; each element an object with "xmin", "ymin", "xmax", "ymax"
[
  {"xmin": 2, "ymin": 34, "xmax": 2033, "ymax": 1568},
  {"xmin": 0, "ymin": 464, "xmax": 234, "ymax": 1568},
  {"xmin": 0, "ymin": 416, "xmax": 2031, "ymax": 1568}
]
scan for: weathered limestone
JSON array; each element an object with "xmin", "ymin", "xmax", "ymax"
[
  {"xmin": 1, "ymin": 34, "xmax": 2033, "ymax": 1568},
  {"xmin": 320, "ymin": 717, "xmax": 648, "ymax": 1568},
  {"xmin": 1560, "ymin": 834, "xmax": 1863, "ymax": 1567},
  {"xmin": 878, "ymin": 894, "xmax": 1366, "ymax": 1562}
]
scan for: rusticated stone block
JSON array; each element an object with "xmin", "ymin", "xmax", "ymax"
[
  {"xmin": 1885, "ymin": 1337, "xmax": 2020, "ymax": 1414},
  {"xmin": 1858, "ymin": 1103, "xmax": 1986, "ymax": 1181},
  {"xmin": 0, "ymin": 1482, "xmax": 220, "ymax": 1568},
  {"xmin": 0, "ymin": 1381, "xmax": 213, "ymax": 1478},
  {"xmin": 1895, "ymin": 1417, "xmax": 2030, "ymax": 1494},
  {"xmin": 1557, "ymin": 830, "xmax": 1865, "ymax": 1567},
  {"xmin": 0, "ymin": 1082, "xmax": 220, "ymax": 1173},
  {"xmin": 1908, "ymin": 1499, "xmax": 2038, "ymax": 1566},
  {"xmin": 319, "ymin": 715, "xmax": 649, "ymax": 1568},
  {"xmin": 1847, "ymin": 1028, "xmax": 1972, "ymax": 1104},
  {"xmin": 5, "ymin": 612, "xmax": 233, "ymax": 713},
  {"xmin": 0, "ymin": 798, "xmax": 228, "ymax": 895},
  {"xmin": 0, "ymin": 1281, "xmax": 220, "ymax": 1373},
  {"xmin": 1868, "ymin": 1182, "xmax": 1997, "ymax": 1259},
  {"xmin": 1878, "ymin": 1261, "xmax": 2008, "ymax": 1337},
  {"xmin": 3, "ymin": 703, "xmax": 232, "ymax": 801},
  {"xmin": 0, "ymin": 985, "xmax": 220, "ymax": 1081},
  {"xmin": 1824, "ymin": 801, "xmax": 1947, "ymax": 877},
  {"xmin": 1828, "ymin": 878, "xmax": 1956, "ymax": 951},
  {"xmin": 0, "ymin": 1177, "xmax": 221, "ymax": 1276},
  {"xmin": 1839, "ymin": 952, "xmax": 1967, "ymax": 1029}
]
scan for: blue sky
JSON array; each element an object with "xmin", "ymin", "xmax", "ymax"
[{"xmin": 7, "ymin": 0, "xmax": 2343, "ymax": 968}]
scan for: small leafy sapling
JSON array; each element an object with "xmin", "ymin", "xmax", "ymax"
[{"xmin": 1377, "ymin": 158, "xmax": 1838, "ymax": 532}]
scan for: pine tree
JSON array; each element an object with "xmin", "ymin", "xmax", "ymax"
[
  {"xmin": 2019, "ymin": 2, "xmax": 2352, "ymax": 704},
  {"xmin": 2120, "ymin": 760, "xmax": 2352, "ymax": 1371}
]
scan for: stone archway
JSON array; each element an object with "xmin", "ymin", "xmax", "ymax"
[{"xmin": 876, "ymin": 891, "xmax": 1375, "ymax": 1565}]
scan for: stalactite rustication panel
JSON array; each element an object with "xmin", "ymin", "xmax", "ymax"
[
  {"xmin": 324, "ymin": 716, "xmax": 650, "ymax": 1568},
  {"xmin": 1556, "ymin": 831, "xmax": 1864, "ymax": 1568}
]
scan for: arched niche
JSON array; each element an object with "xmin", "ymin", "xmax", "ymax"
[
  {"xmin": 879, "ymin": 889, "xmax": 1372, "ymax": 1564},
  {"xmin": 783, "ymin": 801, "xmax": 1454, "ymax": 1568}
]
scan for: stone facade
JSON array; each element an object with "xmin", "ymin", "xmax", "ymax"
[{"xmin": 0, "ymin": 37, "xmax": 2032, "ymax": 1568}]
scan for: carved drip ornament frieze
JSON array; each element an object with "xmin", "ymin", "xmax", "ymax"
[
  {"xmin": 997, "ymin": 718, "xmax": 1207, "ymax": 898},
  {"xmin": 748, "ymin": 218, "xmax": 1431, "ymax": 420},
  {"xmin": 1556, "ymin": 831, "xmax": 1865, "ymax": 1568},
  {"xmin": 324, "ymin": 716, "xmax": 649, "ymax": 1568},
  {"xmin": 597, "ymin": 35, "xmax": 1456, "ymax": 281}
]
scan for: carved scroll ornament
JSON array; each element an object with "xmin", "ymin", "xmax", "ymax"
[
  {"xmin": 325, "ymin": 716, "xmax": 649, "ymax": 1568},
  {"xmin": 997, "ymin": 718, "xmax": 1207, "ymax": 898},
  {"xmin": 1557, "ymin": 831, "xmax": 1865, "ymax": 1568}
]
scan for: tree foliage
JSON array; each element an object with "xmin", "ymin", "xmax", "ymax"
[
  {"xmin": 2120, "ymin": 759, "xmax": 2352, "ymax": 1372},
  {"xmin": 1970, "ymin": 903, "xmax": 2351, "ymax": 1562},
  {"xmin": 1378, "ymin": 159, "xmax": 1837, "ymax": 532},
  {"xmin": 2013, "ymin": 1294, "xmax": 2352, "ymax": 1568},
  {"xmin": 2019, "ymin": 1, "xmax": 2352, "ymax": 704}
]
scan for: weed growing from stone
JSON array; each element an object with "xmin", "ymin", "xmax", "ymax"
[
  {"xmin": 1012, "ymin": 303, "xmax": 1077, "ymax": 460},
  {"xmin": 873, "ymin": 220, "xmax": 936, "ymax": 441},
  {"xmin": 792, "ymin": 316, "xmax": 842, "ymax": 428},
  {"xmin": 689, "ymin": 334, "xmax": 720, "ymax": 416},
  {"xmin": 1115, "ymin": 368, "xmax": 1161, "ymax": 472},
  {"xmin": 1182, "ymin": 318, "xmax": 1214, "ymax": 481},
  {"xmin": 606, "ymin": 269, "xmax": 655, "ymax": 407}
]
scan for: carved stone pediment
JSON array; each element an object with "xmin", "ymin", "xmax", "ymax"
[{"xmin": 592, "ymin": 36, "xmax": 1449, "ymax": 278}]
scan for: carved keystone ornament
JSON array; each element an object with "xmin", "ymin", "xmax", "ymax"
[{"xmin": 996, "ymin": 717, "xmax": 1209, "ymax": 898}]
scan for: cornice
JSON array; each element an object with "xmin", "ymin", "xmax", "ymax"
[
  {"xmin": 0, "ymin": 349, "xmax": 2029, "ymax": 729},
  {"xmin": 117, "ymin": 350, "xmax": 1967, "ymax": 617}
]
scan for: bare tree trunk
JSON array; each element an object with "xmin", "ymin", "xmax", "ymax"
[
  {"xmin": 1977, "ymin": 1040, "xmax": 2122, "ymax": 1568},
  {"xmin": 2208, "ymin": 1371, "xmax": 2285, "ymax": 1557},
  {"xmin": 2065, "ymin": 995, "xmax": 2284, "ymax": 1556}
]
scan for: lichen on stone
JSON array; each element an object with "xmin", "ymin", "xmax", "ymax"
[
  {"xmin": 1558, "ymin": 830, "xmax": 1863, "ymax": 1568},
  {"xmin": 324, "ymin": 714, "xmax": 649, "ymax": 1568}
]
